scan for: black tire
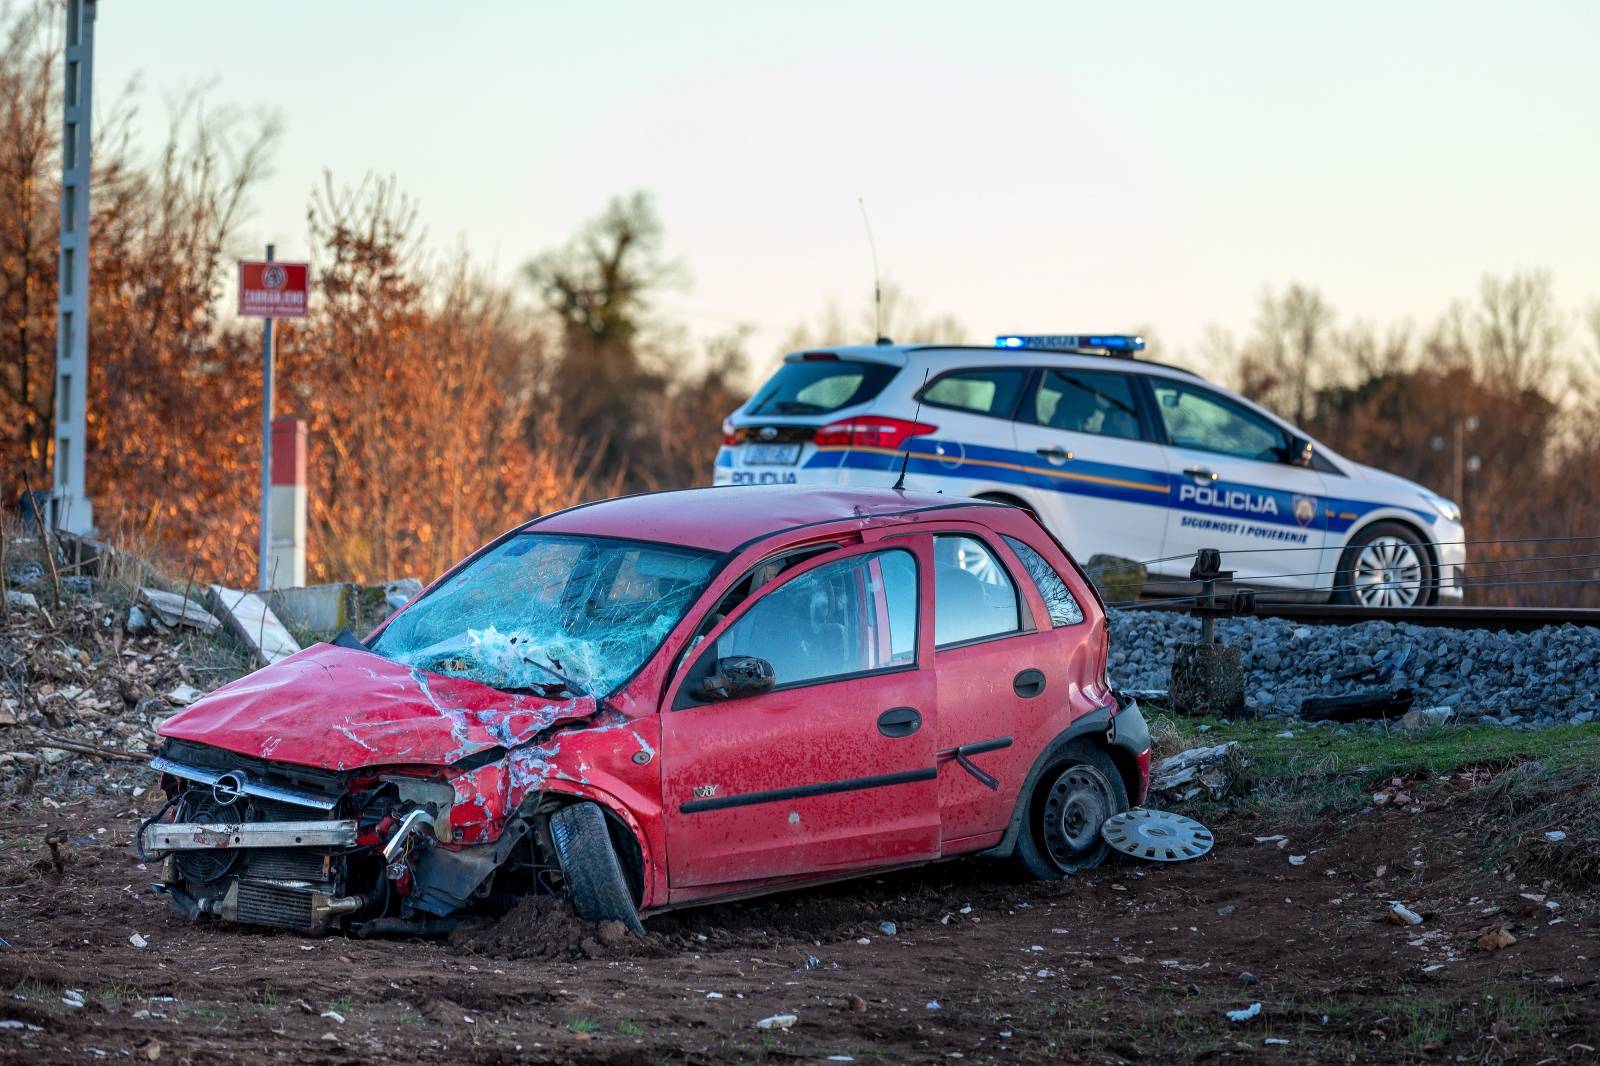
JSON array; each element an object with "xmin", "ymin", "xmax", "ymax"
[
  {"xmin": 1331, "ymin": 520, "xmax": 1435, "ymax": 607},
  {"xmin": 1011, "ymin": 741, "xmax": 1129, "ymax": 879},
  {"xmin": 548, "ymin": 802, "xmax": 645, "ymax": 933}
]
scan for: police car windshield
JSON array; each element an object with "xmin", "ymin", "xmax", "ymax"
[
  {"xmin": 371, "ymin": 534, "xmax": 720, "ymax": 698},
  {"xmin": 747, "ymin": 360, "xmax": 899, "ymax": 416}
]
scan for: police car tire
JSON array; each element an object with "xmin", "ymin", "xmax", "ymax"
[
  {"xmin": 1011, "ymin": 742, "xmax": 1128, "ymax": 880},
  {"xmin": 1331, "ymin": 521, "xmax": 1435, "ymax": 607},
  {"xmin": 549, "ymin": 802, "xmax": 646, "ymax": 933}
]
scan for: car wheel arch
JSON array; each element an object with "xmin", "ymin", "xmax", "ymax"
[
  {"xmin": 983, "ymin": 708, "xmax": 1139, "ymax": 860},
  {"xmin": 1336, "ymin": 514, "xmax": 1440, "ymax": 604},
  {"xmin": 974, "ymin": 491, "xmax": 1034, "ymax": 514},
  {"xmin": 527, "ymin": 784, "xmax": 652, "ymax": 909}
]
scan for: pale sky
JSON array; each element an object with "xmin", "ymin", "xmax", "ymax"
[{"xmin": 96, "ymin": 1, "xmax": 1600, "ymax": 378}]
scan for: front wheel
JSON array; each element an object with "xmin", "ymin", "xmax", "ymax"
[
  {"xmin": 1011, "ymin": 743, "xmax": 1129, "ymax": 879},
  {"xmin": 1332, "ymin": 521, "xmax": 1435, "ymax": 607}
]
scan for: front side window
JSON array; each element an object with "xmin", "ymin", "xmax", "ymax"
[
  {"xmin": 371, "ymin": 534, "xmax": 720, "ymax": 697},
  {"xmin": 746, "ymin": 359, "xmax": 899, "ymax": 416},
  {"xmin": 1028, "ymin": 369, "xmax": 1145, "ymax": 441},
  {"xmin": 919, "ymin": 367, "xmax": 1029, "ymax": 418},
  {"xmin": 713, "ymin": 550, "xmax": 917, "ymax": 688},
  {"xmin": 934, "ymin": 535, "xmax": 1021, "ymax": 646},
  {"xmin": 1003, "ymin": 535, "xmax": 1084, "ymax": 626},
  {"xmin": 1151, "ymin": 381, "xmax": 1289, "ymax": 462}
]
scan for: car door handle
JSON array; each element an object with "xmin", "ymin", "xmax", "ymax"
[
  {"xmin": 1184, "ymin": 466, "xmax": 1219, "ymax": 482},
  {"xmin": 877, "ymin": 706, "xmax": 922, "ymax": 738},
  {"xmin": 1012, "ymin": 668, "xmax": 1046, "ymax": 698},
  {"xmin": 1035, "ymin": 446, "xmax": 1074, "ymax": 465}
]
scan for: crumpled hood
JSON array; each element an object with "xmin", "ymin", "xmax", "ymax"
[{"xmin": 158, "ymin": 643, "xmax": 596, "ymax": 772}]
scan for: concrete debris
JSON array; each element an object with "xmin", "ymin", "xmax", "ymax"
[
  {"xmin": 138, "ymin": 587, "xmax": 222, "ymax": 634},
  {"xmin": 1386, "ymin": 902, "xmax": 1423, "ymax": 926},
  {"xmin": 385, "ymin": 577, "xmax": 424, "ymax": 612},
  {"xmin": 1150, "ymin": 741, "xmax": 1244, "ymax": 802},
  {"xmin": 166, "ymin": 684, "xmax": 202, "ymax": 707},
  {"xmin": 126, "ymin": 604, "xmax": 150, "ymax": 634},
  {"xmin": 1226, "ymin": 1002, "xmax": 1261, "ymax": 1022},
  {"xmin": 4, "ymin": 590, "xmax": 40, "ymax": 612},
  {"xmin": 755, "ymin": 1013, "xmax": 797, "ymax": 1030},
  {"xmin": 269, "ymin": 584, "xmax": 355, "ymax": 633},
  {"xmin": 207, "ymin": 585, "xmax": 301, "ymax": 667},
  {"xmin": 1400, "ymin": 705, "xmax": 1455, "ymax": 731}
]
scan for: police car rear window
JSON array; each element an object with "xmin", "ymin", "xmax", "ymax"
[{"xmin": 747, "ymin": 360, "xmax": 900, "ymax": 416}]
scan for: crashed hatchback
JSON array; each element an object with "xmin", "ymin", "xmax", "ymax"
[{"xmin": 139, "ymin": 486, "xmax": 1150, "ymax": 934}]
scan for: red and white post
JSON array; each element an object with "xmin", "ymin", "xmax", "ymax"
[{"xmin": 268, "ymin": 416, "xmax": 307, "ymax": 588}]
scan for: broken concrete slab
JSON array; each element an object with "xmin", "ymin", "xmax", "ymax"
[
  {"xmin": 207, "ymin": 585, "xmax": 301, "ymax": 667},
  {"xmin": 1150, "ymin": 741, "xmax": 1245, "ymax": 803},
  {"xmin": 1400, "ymin": 705, "xmax": 1455, "ymax": 731},
  {"xmin": 268, "ymin": 583, "xmax": 356, "ymax": 634},
  {"xmin": 385, "ymin": 578, "xmax": 423, "ymax": 612},
  {"xmin": 138, "ymin": 588, "xmax": 222, "ymax": 634},
  {"xmin": 5, "ymin": 589, "xmax": 40, "ymax": 612}
]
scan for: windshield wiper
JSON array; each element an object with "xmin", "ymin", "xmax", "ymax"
[{"xmin": 519, "ymin": 651, "xmax": 587, "ymax": 698}]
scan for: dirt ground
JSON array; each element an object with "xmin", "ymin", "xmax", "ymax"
[{"xmin": 1, "ymin": 761, "xmax": 1594, "ymax": 1065}]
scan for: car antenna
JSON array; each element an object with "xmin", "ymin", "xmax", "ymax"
[
  {"xmin": 857, "ymin": 197, "xmax": 890, "ymax": 345},
  {"xmin": 891, "ymin": 368, "xmax": 931, "ymax": 492}
]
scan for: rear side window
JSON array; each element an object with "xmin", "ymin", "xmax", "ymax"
[
  {"xmin": 918, "ymin": 367, "xmax": 1028, "ymax": 418},
  {"xmin": 746, "ymin": 360, "xmax": 899, "ymax": 416},
  {"xmin": 1028, "ymin": 369, "xmax": 1144, "ymax": 441},
  {"xmin": 1003, "ymin": 536, "xmax": 1083, "ymax": 626},
  {"xmin": 933, "ymin": 535, "xmax": 1021, "ymax": 646}
]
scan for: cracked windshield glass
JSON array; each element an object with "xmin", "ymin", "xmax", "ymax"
[{"xmin": 371, "ymin": 534, "xmax": 720, "ymax": 696}]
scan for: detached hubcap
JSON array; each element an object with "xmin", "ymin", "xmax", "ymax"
[
  {"xmin": 1042, "ymin": 765, "xmax": 1113, "ymax": 870},
  {"xmin": 1353, "ymin": 536, "xmax": 1424, "ymax": 607}
]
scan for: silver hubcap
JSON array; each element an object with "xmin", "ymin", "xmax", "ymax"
[{"xmin": 1352, "ymin": 536, "xmax": 1424, "ymax": 607}]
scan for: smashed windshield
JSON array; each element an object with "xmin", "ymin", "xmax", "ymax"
[{"xmin": 370, "ymin": 534, "xmax": 721, "ymax": 697}]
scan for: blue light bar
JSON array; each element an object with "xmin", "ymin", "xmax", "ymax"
[{"xmin": 994, "ymin": 334, "xmax": 1146, "ymax": 352}]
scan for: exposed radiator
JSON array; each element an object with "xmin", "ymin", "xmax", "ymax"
[
  {"xmin": 236, "ymin": 879, "xmax": 316, "ymax": 930},
  {"xmin": 246, "ymin": 848, "xmax": 329, "ymax": 884}
]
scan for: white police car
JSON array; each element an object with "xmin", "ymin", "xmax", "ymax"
[{"xmin": 714, "ymin": 335, "xmax": 1466, "ymax": 606}]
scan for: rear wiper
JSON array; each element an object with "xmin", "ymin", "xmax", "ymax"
[{"xmin": 770, "ymin": 401, "xmax": 823, "ymax": 413}]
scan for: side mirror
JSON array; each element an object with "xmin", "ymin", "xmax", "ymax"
[
  {"xmin": 699, "ymin": 655, "xmax": 776, "ymax": 700},
  {"xmin": 1288, "ymin": 436, "xmax": 1313, "ymax": 467}
]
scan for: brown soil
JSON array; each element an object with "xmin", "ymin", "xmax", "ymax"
[{"xmin": 0, "ymin": 769, "xmax": 1595, "ymax": 1064}]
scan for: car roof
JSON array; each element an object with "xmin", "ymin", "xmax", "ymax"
[
  {"xmin": 787, "ymin": 343, "xmax": 1200, "ymax": 379},
  {"xmin": 529, "ymin": 485, "xmax": 1000, "ymax": 553}
]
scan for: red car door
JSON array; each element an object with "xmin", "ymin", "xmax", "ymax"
[
  {"xmin": 926, "ymin": 530, "xmax": 1079, "ymax": 850},
  {"xmin": 660, "ymin": 543, "xmax": 937, "ymax": 894}
]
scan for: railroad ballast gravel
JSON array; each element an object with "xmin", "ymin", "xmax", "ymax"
[{"xmin": 1108, "ymin": 608, "xmax": 1600, "ymax": 726}]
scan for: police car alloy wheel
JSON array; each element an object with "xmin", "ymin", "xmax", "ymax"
[{"xmin": 1333, "ymin": 521, "xmax": 1434, "ymax": 607}]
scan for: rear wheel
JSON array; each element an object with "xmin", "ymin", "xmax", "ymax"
[
  {"xmin": 548, "ymin": 803, "xmax": 645, "ymax": 933},
  {"xmin": 1011, "ymin": 742, "xmax": 1128, "ymax": 878},
  {"xmin": 1332, "ymin": 521, "xmax": 1434, "ymax": 607}
]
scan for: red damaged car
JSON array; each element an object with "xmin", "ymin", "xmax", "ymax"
[{"xmin": 139, "ymin": 487, "xmax": 1150, "ymax": 934}]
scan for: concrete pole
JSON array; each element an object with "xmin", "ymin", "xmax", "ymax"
[
  {"xmin": 258, "ymin": 244, "xmax": 275, "ymax": 589},
  {"xmin": 51, "ymin": 0, "xmax": 96, "ymax": 534}
]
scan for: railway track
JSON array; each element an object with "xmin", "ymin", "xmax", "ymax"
[{"xmin": 1144, "ymin": 600, "xmax": 1600, "ymax": 631}]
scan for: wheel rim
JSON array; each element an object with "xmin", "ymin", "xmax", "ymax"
[
  {"xmin": 1352, "ymin": 536, "xmax": 1424, "ymax": 607},
  {"xmin": 1041, "ymin": 764, "xmax": 1114, "ymax": 871}
]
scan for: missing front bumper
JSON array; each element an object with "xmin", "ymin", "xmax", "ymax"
[{"xmin": 140, "ymin": 819, "xmax": 357, "ymax": 852}]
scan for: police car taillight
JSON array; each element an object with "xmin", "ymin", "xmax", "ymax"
[
  {"xmin": 722, "ymin": 417, "xmax": 740, "ymax": 445},
  {"xmin": 814, "ymin": 416, "xmax": 936, "ymax": 450}
]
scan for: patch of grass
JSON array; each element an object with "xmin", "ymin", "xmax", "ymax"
[
  {"xmin": 565, "ymin": 1017, "xmax": 600, "ymax": 1033},
  {"xmin": 249, "ymin": 989, "xmax": 277, "ymax": 1007},
  {"xmin": 615, "ymin": 1019, "xmax": 643, "ymax": 1036},
  {"xmin": 94, "ymin": 983, "xmax": 141, "ymax": 1007},
  {"xmin": 329, "ymin": 994, "xmax": 353, "ymax": 1013},
  {"xmin": 1477, "ymin": 759, "xmax": 1600, "ymax": 888},
  {"xmin": 1169, "ymin": 718, "xmax": 1600, "ymax": 821}
]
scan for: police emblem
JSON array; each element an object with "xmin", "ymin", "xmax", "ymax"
[{"xmin": 1292, "ymin": 494, "xmax": 1317, "ymax": 527}]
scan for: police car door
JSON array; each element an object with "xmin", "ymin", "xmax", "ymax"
[
  {"xmin": 1009, "ymin": 367, "xmax": 1174, "ymax": 568},
  {"xmin": 1146, "ymin": 377, "xmax": 1330, "ymax": 589}
]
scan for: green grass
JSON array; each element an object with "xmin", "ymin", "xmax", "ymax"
[
  {"xmin": 615, "ymin": 1019, "xmax": 644, "ymax": 1036},
  {"xmin": 565, "ymin": 1017, "xmax": 601, "ymax": 1033},
  {"xmin": 1156, "ymin": 716, "xmax": 1600, "ymax": 821}
]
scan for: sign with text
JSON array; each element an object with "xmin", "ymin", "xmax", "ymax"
[{"xmin": 238, "ymin": 260, "xmax": 309, "ymax": 318}]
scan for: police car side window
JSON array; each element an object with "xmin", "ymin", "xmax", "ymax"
[
  {"xmin": 919, "ymin": 368, "xmax": 1028, "ymax": 418},
  {"xmin": 1029, "ymin": 370, "xmax": 1144, "ymax": 441},
  {"xmin": 1151, "ymin": 382, "xmax": 1289, "ymax": 463}
]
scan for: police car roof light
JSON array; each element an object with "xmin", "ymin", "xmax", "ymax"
[{"xmin": 994, "ymin": 334, "xmax": 1146, "ymax": 353}]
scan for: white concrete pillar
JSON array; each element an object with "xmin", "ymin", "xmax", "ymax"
[{"xmin": 267, "ymin": 416, "xmax": 307, "ymax": 588}]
